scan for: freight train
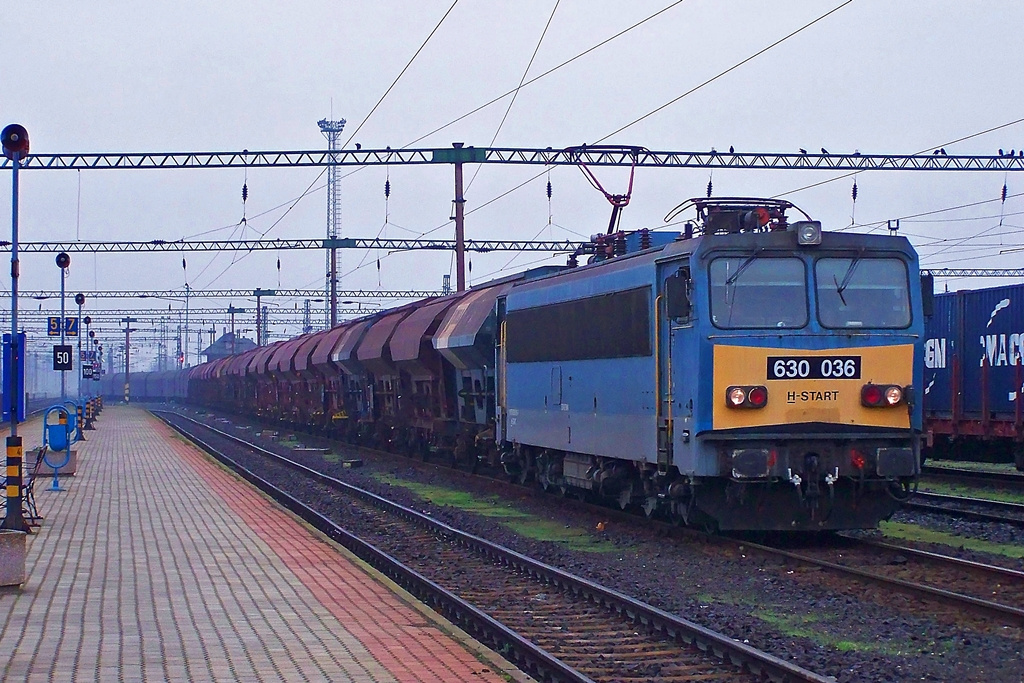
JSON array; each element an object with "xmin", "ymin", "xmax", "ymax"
[
  {"xmin": 922, "ymin": 282, "xmax": 1024, "ymax": 470},
  {"xmin": 113, "ymin": 197, "xmax": 930, "ymax": 531}
]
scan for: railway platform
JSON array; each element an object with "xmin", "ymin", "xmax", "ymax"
[{"xmin": 0, "ymin": 405, "xmax": 527, "ymax": 682}]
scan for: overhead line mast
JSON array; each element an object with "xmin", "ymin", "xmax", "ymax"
[{"xmin": 318, "ymin": 118, "xmax": 347, "ymax": 328}]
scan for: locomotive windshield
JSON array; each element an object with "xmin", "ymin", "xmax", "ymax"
[
  {"xmin": 709, "ymin": 256, "xmax": 808, "ymax": 328},
  {"xmin": 815, "ymin": 257, "xmax": 911, "ymax": 328}
]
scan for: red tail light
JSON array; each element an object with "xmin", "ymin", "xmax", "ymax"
[
  {"xmin": 851, "ymin": 450, "xmax": 866, "ymax": 469},
  {"xmin": 748, "ymin": 386, "xmax": 768, "ymax": 408}
]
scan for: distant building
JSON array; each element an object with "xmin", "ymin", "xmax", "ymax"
[{"xmin": 201, "ymin": 333, "xmax": 257, "ymax": 363}]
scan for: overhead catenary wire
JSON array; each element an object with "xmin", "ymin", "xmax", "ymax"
[
  {"xmin": 188, "ymin": 3, "xmax": 460, "ymax": 290},
  {"xmin": 184, "ymin": 0, "xmax": 690, "ymax": 250},
  {"xmin": 404, "ymin": 0, "xmax": 689, "ymax": 148},
  {"xmin": 342, "ymin": 0, "xmax": 461, "ymax": 150},
  {"xmin": 464, "ymin": 0, "xmax": 561, "ymax": 195},
  {"xmin": 594, "ymin": 0, "xmax": 854, "ymax": 143}
]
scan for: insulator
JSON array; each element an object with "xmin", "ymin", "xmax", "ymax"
[
  {"xmin": 613, "ymin": 232, "xmax": 626, "ymax": 256},
  {"xmin": 546, "ymin": 179, "xmax": 552, "ymax": 199},
  {"xmin": 377, "ymin": 258, "xmax": 381, "ymax": 271},
  {"xmin": 242, "ymin": 183, "xmax": 248, "ymax": 202},
  {"xmin": 385, "ymin": 179, "xmax": 391, "ymax": 198},
  {"xmin": 852, "ymin": 181, "xmax": 858, "ymax": 202},
  {"xmin": 277, "ymin": 258, "xmax": 281, "ymax": 270},
  {"xmin": 568, "ymin": 253, "xmax": 578, "ymax": 268},
  {"xmin": 706, "ymin": 179, "xmax": 713, "ymax": 198},
  {"xmin": 640, "ymin": 228, "xmax": 651, "ymax": 250},
  {"xmin": 1002, "ymin": 183, "xmax": 1008, "ymax": 203}
]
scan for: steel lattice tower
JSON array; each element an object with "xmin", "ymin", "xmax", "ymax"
[{"xmin": 318, "ymin": 117, "xmax": 346, "ymax": 328}]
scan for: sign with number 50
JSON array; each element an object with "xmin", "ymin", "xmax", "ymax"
[{"xmin": 53, "ymin": 345, "xmax": 73, "ymax": 371}]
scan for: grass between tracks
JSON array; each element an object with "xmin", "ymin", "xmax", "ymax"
[
  {"xmin": 696, "ymin": 592, "xmax": 945, "ymax": 655},
  {"xmin": 879, "ymin": 521, "xmax": 1024, "ymax": 558},
  {"xmin": 926, "ymin": 459, "xmax": 1020, "ymax": 474},
  {"xmin": 373, "ymin": 473, "xmax": 618, "ymax": 553}
]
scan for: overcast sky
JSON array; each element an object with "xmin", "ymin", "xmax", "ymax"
[{"xmin": 2, "ymin": 0, "xmax": 1023, "ymax": 353}]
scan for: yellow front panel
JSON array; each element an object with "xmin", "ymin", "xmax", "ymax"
[{"xmin": 712, "ymin": 344, "xmax": 913, "ymax": 430}]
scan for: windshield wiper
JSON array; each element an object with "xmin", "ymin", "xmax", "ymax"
[
  {"xmin": 834, "ymin": 254, "xmax": 862, "ymax": 305},
  {"xmin": 725, "ymin": 248, "xmax": 764, "ymax": 286}
]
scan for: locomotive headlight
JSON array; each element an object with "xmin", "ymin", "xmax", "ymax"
[
  {"xmin": 726, "ymin": 385, "xmax": 769, "ymax": 408},
  {"xmin": 792, "ymin": 220, "xmax": 822, "ymax": 246},
  {"xmin": 862, "ymin": 383, "xmax": 903, "ymax": 407}
]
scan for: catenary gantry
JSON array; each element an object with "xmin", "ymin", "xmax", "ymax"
[
  {"xmin": 0, "ymin": 238, "xmax": 584, "ymax": 253},
  {"xmin": 17, "ymin": 288, "xmax": 441, "ymax": 299},
  {"xmin": 3, "ymin": 146, "xmax": 1024, "ymax": 171}
]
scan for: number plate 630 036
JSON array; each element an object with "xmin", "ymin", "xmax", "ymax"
[{"xmin": 766, "ymin": 356, "xmax": 861, "ymax": 380}]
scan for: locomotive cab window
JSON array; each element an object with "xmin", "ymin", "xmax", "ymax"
[
  {"xmin": 708, "ymin": 256, "xmax": 807, "ymax": 329},
  {"xmin": 815, "ymin": 257, "xmax": 911, "ymax": 329},
  {"xmin": 665, "ymin": 267, "xmax": 692, "ymax": 321}
]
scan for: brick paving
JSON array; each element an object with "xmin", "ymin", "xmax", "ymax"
[{"xmin": 0, "ymin": 405, "xmax": 521, "ymax": 682}]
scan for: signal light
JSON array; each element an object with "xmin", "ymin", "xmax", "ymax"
[
  {"xmin": 862, "ymin": 383, "xmax": 903, "ymax": 407},
  {"xmin": 726, "ymin": 385, "xmax": 768, "ymax": 409},
  {"xmin": 1, "ymin": 124, "xmax": 29, "ymax": 160}
]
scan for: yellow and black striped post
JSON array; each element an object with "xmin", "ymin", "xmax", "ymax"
[
  {"xmin": 1, "ymin": 436, "xmax": 28, "ymax": 531},
  {"xmin": 85, "ymin": 398, "xmax": 96, "ymax": 430},
  {"xmin": 76, "ymin": 404, "xmax": 86, "ymax": 441}
]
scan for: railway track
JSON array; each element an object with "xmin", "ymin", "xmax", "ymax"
[
  {"xmin": 175, "ymin": 408, "xmax": 1024, "ymax": 633},
  {"xmin": 155, "ymin": 410, "xmax": 830, "ymax": 683},
  {"xmin": 749, "ymin": 535, "xmax": 1024, "ymax": 628},
  {"xmin": 905, "ymin": 491, "xmax": 1024, "ymax": 528},
  {"xmin": 921, "ymin": 465, "xmax": 1024, "ymax": 490}
]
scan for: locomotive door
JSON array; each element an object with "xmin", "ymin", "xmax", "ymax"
[{"xmin": 657, "ymin": 258, "xmax": 692, "ymax": 474}]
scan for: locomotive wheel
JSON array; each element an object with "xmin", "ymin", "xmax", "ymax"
[
  {"xmin": 669, "ymin": 500, "xmax": 690, "ymax": 526},
  {"xmin": 617, "ymin": 484, "xmax": 633, "ymax": 510}
]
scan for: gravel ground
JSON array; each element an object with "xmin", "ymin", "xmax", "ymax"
[{"xmin": 179, "ymin": 408, "xmax": 1024, "ymax": 683}]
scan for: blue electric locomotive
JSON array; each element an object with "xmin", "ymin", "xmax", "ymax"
[{"xmin": 496, "ymin": 198, "xmax": 928, "ymax": 531}]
